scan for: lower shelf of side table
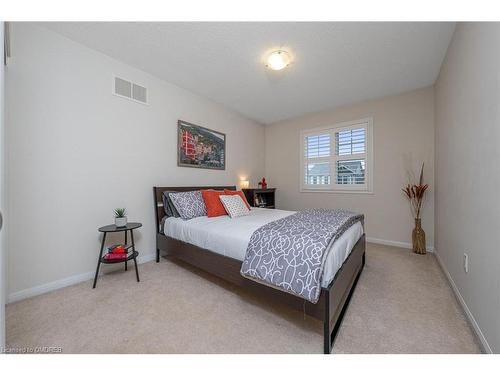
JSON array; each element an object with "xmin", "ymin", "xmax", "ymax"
[{"xmin": 100, "ymin": 250, "xmax": 139, "ymax": 264}]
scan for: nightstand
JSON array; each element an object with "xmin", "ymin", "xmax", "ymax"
[
  {"xmin": 92, "ymin": 222, "xmax": 142, "ymax": 288},
  {"xmin": 242, "ymin": 188, "xmax": 276, "ymax": 209}
]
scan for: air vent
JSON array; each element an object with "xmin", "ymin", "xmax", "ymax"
[
  {"xmin": 113, "ymin": 76, "xmax": 148, "ymax": 104},
  {"xmin": 132, "ymin": 83, "xmax": 147, "ymax": 103}
]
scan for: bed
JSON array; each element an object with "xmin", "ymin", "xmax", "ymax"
[{"xmin": 154, "ymin": 186, "xmax": 366, "ymax": 354}]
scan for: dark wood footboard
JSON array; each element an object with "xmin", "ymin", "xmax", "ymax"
[{"xmin": 322, "ymin": 234, "xmax": 365, "ymax": 353}]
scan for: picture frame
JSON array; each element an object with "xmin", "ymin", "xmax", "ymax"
[{"xmin": 177, "ymin": 120, "xmax": 226, "ymax": 170}]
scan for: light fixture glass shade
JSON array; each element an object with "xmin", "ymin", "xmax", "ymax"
[
  {"xmin": 266, "ymin": 50, "xmax": 291, "ymax": 70},
  {"xmin": 239, "ymin": 180, "xmax": 250, "ymax": 189}
]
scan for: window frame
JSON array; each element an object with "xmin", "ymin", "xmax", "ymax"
[{"xmin": 299, "ymin": 117, "xmax": 373, "ymax": 194}]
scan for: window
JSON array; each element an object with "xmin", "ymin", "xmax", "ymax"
[{"xmin": 300, "ymin": 118, "xmax": 373, "ymax": 193}]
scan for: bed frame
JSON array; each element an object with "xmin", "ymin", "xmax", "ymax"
[{"xmin": 153, "ymin": 186, "xmax": 365, "ymax": 354}]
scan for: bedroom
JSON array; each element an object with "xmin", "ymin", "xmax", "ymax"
[{"xmin": 0, "ymin": 0, "xmax": 499, "ymax": 372}]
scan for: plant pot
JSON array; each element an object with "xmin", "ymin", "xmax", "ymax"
[
  {"xmin": 412, "ymin": 218, "xmax": 426, "ymax": 254},
  {"xmin": 115, "ymin": 217, "xmax": 127, "ymax": 227}
]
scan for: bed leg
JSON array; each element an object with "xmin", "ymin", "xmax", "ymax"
[
  {"xmin": 156, "ymin": 248, "xmax": 160, "ymax": 263},
  {"xmin": 323, "ymin": 292, "xmax": 332, "ymax": 354}
]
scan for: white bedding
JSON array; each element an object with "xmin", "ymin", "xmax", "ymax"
[{"xmin": 164, "ymin": 208, "xmax": 363, "ymax": 288}]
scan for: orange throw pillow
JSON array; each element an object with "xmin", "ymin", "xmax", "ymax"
[
  {"xmin": 224, "ymin": 189, "xmax": 251, "ymax": 209},
  {"xmin": 201, "ymin": 190, "xmax": 228, "ymax": 217}
]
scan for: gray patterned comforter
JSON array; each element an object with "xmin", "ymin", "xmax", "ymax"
[{"xmin": 240, "ymin": 209, "xmax": 363, "ymax": 303}]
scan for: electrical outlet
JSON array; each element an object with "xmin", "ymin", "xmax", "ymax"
[{"xmin": 464, "ymin": 253, "xmax": 469, "ymax": 273}]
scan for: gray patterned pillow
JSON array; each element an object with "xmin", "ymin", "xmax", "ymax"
[
  {"xmin": 219, "ymin": 195, "xmax": 250, "ymax": 218},
  {"xmin": 169, "ymin": 190, "xmax": 207, "ymax": 220}
]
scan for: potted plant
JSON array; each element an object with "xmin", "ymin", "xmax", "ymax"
[
  {"xmin": 402, "ymin": 163, "xmax": 429, "ymax": 254},
  {"xmin": 114, "ymin": 208, "xmax": 127, "ymax": 227}
]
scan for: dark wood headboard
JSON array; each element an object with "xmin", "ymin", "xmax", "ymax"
[{"xmin": 153, "ymin": 186, "xmax": 237, "ymax": 233}]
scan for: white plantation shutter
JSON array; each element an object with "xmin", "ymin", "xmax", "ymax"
[
  {"xmin": 306, "ymin": 134, "xmax": 330, "ymax": 158},
  {"xmin": 300, "ymin": 118, "xmax": 373, "ymax": 192},
  {"xmin": 336, "ymin": 128, "xmax": 366, "ymax": 156}
]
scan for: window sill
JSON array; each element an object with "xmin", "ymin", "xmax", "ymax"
[{"xmin": 300, "ymin": 188, "xmax": 374, "ymax": 195}]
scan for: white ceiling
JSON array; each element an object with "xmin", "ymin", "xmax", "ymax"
[{"xmin": 42, "ymin": 22, "xmax": 455, "ymax": 124}]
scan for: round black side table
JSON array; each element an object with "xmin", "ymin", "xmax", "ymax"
[{"xmin": 92, "ymin": 222, "xmax": 142, "ymax": 288}]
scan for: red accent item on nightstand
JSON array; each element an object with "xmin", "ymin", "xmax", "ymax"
[
  {"xmin": 258, "ymin": 177, "xmax": 267, "ymax": 190},
  {"xmin": 110, "ymin": 245, "xmax": 125, "ymax": 254}
]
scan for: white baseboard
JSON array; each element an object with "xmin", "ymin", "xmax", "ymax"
[
  {"xmin": 434, "ymin": 251, "xmax": 493, "ymax": 354},
  {"xmin": 366, "ymin": 236, "xmax": 434, "ymax": 252},
  {"xmin": 7, "ymin": 253, "xmax": 156, "ymax": 304},
  {"xmin": 8, "ymin": 238, "xmax": 433, "ymax": 303}
]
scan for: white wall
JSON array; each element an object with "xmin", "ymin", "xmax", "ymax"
[
  {"xmin": 0, "ymin": 21, "xmax": 6, "ymax": 349},
  {"xmin": 5, "ymin": 23, "xmax": 265, "ymax": 298},
  {"xmin": 265, "ymin": 87, "xmax": 435, "ymax": 249},
  {"xmin": 434, "ymin": 23, "xmax": 500, "ymax": 353}
]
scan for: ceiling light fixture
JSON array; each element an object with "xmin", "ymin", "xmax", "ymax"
[{"xmin": 265, "ymin": 50, "xmax": 292, "ymax": 71}]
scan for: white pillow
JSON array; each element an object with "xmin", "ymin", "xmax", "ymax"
[{"xmin": 219, "ymin": 195, "xmax": 250, "ymax": 218}]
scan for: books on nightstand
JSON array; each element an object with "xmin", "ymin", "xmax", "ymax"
[
  {"xmin": 104, "ymin": 253, "xmax": 128, "ymax": 261},
  {"xmin": 103, "ymin": 244, "xmax": 131, "ymax": 261}
]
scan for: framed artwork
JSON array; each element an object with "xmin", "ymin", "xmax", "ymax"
[{"xmin": 177, "ymin": 120, "xmax": 226, "ymax": 170}]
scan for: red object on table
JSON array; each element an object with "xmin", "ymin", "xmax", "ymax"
[
  {"xmin": 104, "ymin": 253, "xmax": 128, "ymax": 261},
  {"xmin": 109, "ymin": 245, "xmax": 125, "ymax": 254},
  {"xmin": 258, "ymin": 177, "xmax": 267, "ymax": 190}
]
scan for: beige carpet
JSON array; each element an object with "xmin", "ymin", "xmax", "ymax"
[{"xmin": 6, "ymin": 243, "xmax": 481, "ymax": 354}]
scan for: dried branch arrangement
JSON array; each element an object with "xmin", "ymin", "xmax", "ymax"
[{"xmin": 402, "ymin": 162, "xmax": 428, "ymax": 219}]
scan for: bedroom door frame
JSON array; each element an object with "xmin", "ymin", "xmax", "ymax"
[{"xmin": 0, "ymin": 20, "xmax": 6, "ymax": 350}]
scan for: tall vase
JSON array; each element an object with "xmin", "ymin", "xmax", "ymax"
[{"xmin": 412, "ymin": 218, "xmax": 426, "ymax": 254}]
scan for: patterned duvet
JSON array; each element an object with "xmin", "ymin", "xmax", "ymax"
[{"xmin": 240, "ymin": 209, "xmax": 363, "ymax": 303}]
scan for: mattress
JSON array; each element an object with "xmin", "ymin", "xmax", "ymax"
[{"xmin": 164, "ymin": 208, "xmax": 363, "ymax": 288}]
